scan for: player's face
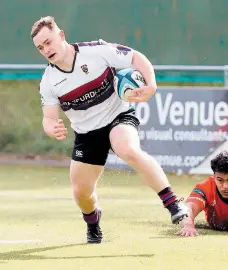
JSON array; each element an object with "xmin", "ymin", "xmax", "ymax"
[
  {"xmin": 215, "ymin": 172, "xmax": 228, "ymax": 198},
  {"xmin": 33, "ymin": 27, "xmax": 66, "ymax": 65}
]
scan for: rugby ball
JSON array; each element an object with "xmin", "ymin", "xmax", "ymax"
[{"xmin": 114, "ymin": 68, "xmax": 146, "ymax": 101}]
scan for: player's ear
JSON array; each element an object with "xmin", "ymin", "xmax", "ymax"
[{"xmin": 59, "ymin": 30, "xmax": 65, "ymax": 40}]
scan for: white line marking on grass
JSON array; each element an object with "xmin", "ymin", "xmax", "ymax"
[
  {"xmin": 0, "ymin": 191, "xmax": 160, "ymax": 204},
  {"xmin": 0, "ymin": 239, "xmax": 42, "ymax": 244},
  {"xmin": 0, "ymin": 191, "xmax": 72, "ymax": 200}
]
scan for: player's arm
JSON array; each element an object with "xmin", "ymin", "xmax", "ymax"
[
  {"xmin": 39, "ymin": 75, "xmax": 67, "ymax": 141},
  {"xmin": 127, "ymin": 50, "xmax": 157, "ymax": 102},
  {"xmin": 177, "ymin": 183, "xmax": 208, "ymax": 237},
  {"xmin": 42, "ymin": 105, "xmax": 68, "ymax": 140},
  {"xmin": 177, "ymin": 201, "xmax": 203, "ymax": 237}
]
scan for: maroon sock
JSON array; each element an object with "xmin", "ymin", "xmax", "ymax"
[
  {"xmin": 158, "ymin": 187, "xmax": 177, "ymax": 207},
  {"xmin": 83, "ymin": 209, "xmax": 99, "ymax": 225}
]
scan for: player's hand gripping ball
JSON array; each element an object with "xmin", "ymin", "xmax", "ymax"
[{"xmin": 114, "ymin": 68, "xmax": 146, "ymax": 101}]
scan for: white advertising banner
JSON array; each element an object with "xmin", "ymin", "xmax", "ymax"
[{"xmin": 107, "ymin": 87, "xmax": 228, "ymax": 174}]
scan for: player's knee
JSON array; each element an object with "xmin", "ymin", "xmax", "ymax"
[
  {"xmin": 72, "ymin": 186, "xmax": 94, "ymax": 201},
  {"xmin": 115, "ymin": 144, "xmax": 141, "ymax": 163}
]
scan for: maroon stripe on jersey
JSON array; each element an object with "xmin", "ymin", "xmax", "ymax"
[{"xmin": 60, "ymin": 67, "xmax": 111, "ymax": 102}]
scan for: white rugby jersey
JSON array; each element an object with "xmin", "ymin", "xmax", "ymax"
[{"xmin": 39, "ymin": 39, "xmax": 134, "ymax": 133}]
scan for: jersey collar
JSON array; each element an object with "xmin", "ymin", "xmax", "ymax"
[{"xmin": 51, "ymin": 44, "xmax": 78, "ymax": 73}]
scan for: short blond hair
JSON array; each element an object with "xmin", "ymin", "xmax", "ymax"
[{"xmin": 31, "ymin": 16, "xmax": 58, "ymax": 39}]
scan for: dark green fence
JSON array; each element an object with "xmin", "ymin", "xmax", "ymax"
[{"xmin": 1, "ymin": 0, "xmax": 228, "ymax": 65}]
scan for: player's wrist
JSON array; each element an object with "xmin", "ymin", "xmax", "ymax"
[{"xmin": 181, "ymin": 216, "xmax": 194, "ymax": 227}]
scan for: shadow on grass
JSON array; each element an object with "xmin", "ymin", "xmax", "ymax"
[
  {"xmin": 135, "ymin": 220, "xmax": 173, "ymax": 228},
  {"xmin": 0, "ymin": 243, "xmax": 154, "ymax": 261},
  {"xmin": 162, "ymin": 222, "xmax": 227, "ymax": 237},
  {"xmin": 195, "ymin": 222, "xmax": 211, "ymax": 230},
  {"xmin": 136, "ymin": 220, "xmax": 228, "ymax": 238},
  {"xmin": 194, "ymin": 222, "xmax": 228, "ymax": 235},
  {"xmin": 133, "ymin": 220, "xmax": 180, "ymax": 239}
]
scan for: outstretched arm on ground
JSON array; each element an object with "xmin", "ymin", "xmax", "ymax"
[{"xmin": 177, "ymin": 202, "xmax": 203, "ymax": 237}]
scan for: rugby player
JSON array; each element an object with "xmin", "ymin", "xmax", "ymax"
[
  {"xmin": 31, "ymin": 16, "xmax": 188, "ymax": 244},
  {"xmin": 178, "ymin": 151, "xmax": 228, "ymax": 236}
]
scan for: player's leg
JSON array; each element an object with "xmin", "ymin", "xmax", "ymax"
[
  {"xmin": 70, "ymin": 161, "xmax": 104, "ymax": 243},
  {"xmin": 110, "ymin": 124, "xmax": 170, "ymax": 191},
  {"xmin": 109, "ymin": 110, "xmax": 188, "ymax": 224},
  {"xmin": 70, "ymin": 161, "xmax": 103, "ymax": 214},
  {"xmin": 71, "ymin": 126, "xmax": 111, "ymax": 243}
]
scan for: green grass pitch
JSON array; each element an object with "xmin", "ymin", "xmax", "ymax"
[{"xmin": 0, "ymin": 164, "xmax": 227, "ymax": 270}]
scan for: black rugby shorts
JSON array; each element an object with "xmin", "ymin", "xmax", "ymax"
[{"xmin": 71, "ymin": 108, "xmax": 140, "ymax": 165}]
